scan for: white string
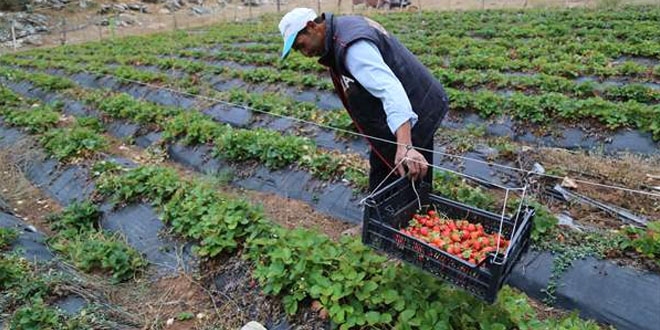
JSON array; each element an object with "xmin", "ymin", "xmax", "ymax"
[
  {"xmin": 358, "ymin": 156, "xmax": 407, "ymax": 206},
  {"xmin": 410, "ymin": 175, "xmax": 422, "ymax": 211},
  {"xmin": 24, "ymin": 65, "xmax": 660, "ymax": 199}
]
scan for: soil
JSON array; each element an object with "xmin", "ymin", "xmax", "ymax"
[
  {"xmin": 532, "ymin": 148, "xmax": 660, "ymax": 228},
  {"xmin": 243, "ymin": 189, "xmax": 356, "ymax": 241},
  {"xmin": 0, "ymin": 135, "xmax": 61, "ymax": 234},
  {"xmin": 109, "ymin": 274, "xmax": 214, "ymax": 330}
]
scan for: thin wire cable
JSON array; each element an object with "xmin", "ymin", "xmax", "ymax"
[
  {"xmin": 507, "ymin": 185, "xmax": 528, "ymax": 255},
  {"xmin": 38, "ymin": 63, "xmax": 660, "ymax": 199},
  {"xmin": 358, "ymin": 156, "xmax": 407, "ymax": 206},
  {"xmin": 493, "ymin": 188, "xmax": 511, "ymax": 265}
]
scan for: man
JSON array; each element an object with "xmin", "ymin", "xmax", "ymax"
[{"xmin": 278, "ymin": 8, "xmax": 449, "ymax": 194}]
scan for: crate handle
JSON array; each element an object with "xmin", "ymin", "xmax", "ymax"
[{"xmin": 492, "ymin": 184, "xmax": 529, "ymax": 265}]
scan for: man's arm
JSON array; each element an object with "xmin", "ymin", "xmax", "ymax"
[{"xmin": 344, "ymin": 40, "xmax": 428, "ymax": 180}]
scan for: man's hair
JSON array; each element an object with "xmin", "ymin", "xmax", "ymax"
[{"xmin": 314, "ymin": 15, "xmax": 324, "ymax": 24}]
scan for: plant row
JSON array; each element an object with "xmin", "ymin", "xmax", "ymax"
[
  {"xmin": 5, "ymin": 72, "xmax": 658, "ymax": 276},
  {"xmin": 4, "ymin": 71, "xmax": 660, "ymax": 328},
  {"xmin": 92, "ymin": 161, "xmax": 602, "ymax": 330},
  {"xmin": 0, "ymin": 84, "xmax": 592, "ymax": 330},
  {"xmin": 6, "ymin": 62, "xmax": 660, "ymax": 257},
  {"xmin": 11, "ymin": 41, "xmax": 660, "ymax": 103},
  {"xmin": 0, "ymin": 95, "xmax": 147, "ymax": 327},
  {"xmin": 2, "ymin": 68, "xmax": 565, "ymax": 256},
  {"xmin": 9, "ymin": 6, "xmax": 660, "ymax": 83},
  {"xmin": 3, "ymin": 57, "xmax": 660, "ymax": 141},
  {"xmin": 1, "ymin": 231, "xmax": 135, "ymax": 329},
  {"xmin": 177, "ymin": 50, "xmax": 660, "ymax": 105},
  {"xmin": 0, "ymin": 87, "xmax": 146, "ymax": 281}
]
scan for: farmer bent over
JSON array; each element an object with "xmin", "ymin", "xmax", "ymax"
[{"xmin": 278, "ymin": 8, "xmax": 449, "ymax": 196}]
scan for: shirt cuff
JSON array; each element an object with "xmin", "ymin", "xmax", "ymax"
[{"xmin": 388, "ymin": 112, "xmax": 418, "ymax": 135}]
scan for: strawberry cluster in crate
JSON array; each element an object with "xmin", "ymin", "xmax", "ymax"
[{"xmin": 399, "ymin": 209, "xmax": 510, "ymax": 265}]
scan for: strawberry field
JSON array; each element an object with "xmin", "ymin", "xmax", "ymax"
[{"xmin": 1, "ymin": 4, "xmax": 659, "ymax": 330}]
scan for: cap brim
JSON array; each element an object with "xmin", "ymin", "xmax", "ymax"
[{"xmin": 281, "ymin": 33, "xmax": 297, "ymax": 60}]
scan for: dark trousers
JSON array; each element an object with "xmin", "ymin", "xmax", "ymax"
[{"xmin": 367, "ymin": 132, "xmax": 435, "ymax": 194}]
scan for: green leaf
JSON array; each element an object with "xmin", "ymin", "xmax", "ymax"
[
  {"xmin": 383, "ymin": 289, "xmax": 399, "ymax": 303},
  {"xmin": 283, "ymin": 295, "xmax": 298, "ymax": 315},
  {"xmin": 394, "ymin": 298, "xmax": 406, "ymax": 312},
  {"xmin": 309, "ymin": 285, "xmax": 323, "ymax": 298},
  {"xmin": 362, "ymin": 280, "xmax": 378, "ymax": 293},
  {"xmin": 329, "ymin": 304, "xmax": 345, "ymax": 323},
  {"xmin": 400, "ymin": 309, "xmax": 416, "ymax": 322},
  {"xmin": 365, "ymin": 311, "xmax": 381, "ymax": 325}
]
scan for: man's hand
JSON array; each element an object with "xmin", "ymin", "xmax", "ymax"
[{"xmin": 395, "ymin": 145, "xmax": 428, "ymax": 181}]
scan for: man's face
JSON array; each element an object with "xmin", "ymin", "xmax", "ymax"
[{"xmin": 292, "ymin": 23, "xmax": 324, "ymax": 57}]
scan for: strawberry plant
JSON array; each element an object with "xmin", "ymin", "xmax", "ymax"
[
  {"xmin": 163, "ymin": 111, "xmax": 225, "ymax": 145},
  {"xmin": 49, "ymin": 232, "xmax": 146, "ymax": 283},
  {"xmin": 162, "ymin": 182, "xmax": 267, "ymax": 257},
  {"xmin": 433, "ymin": 171, "xmax": 495, "ymax": 211},
  {"xmin": 215, "ymin": 128, "xmax": 313, "ymax": 169},
  {"xmin": 86, "ymin": 91, "xmax": 179, "ymax": 125},
  {"xmin": 113, "ymin": 65, "xmax": 167, "ymax": 84},
  {"xmin": 96, "ymin": 166, "xmax": 182, "ymax": 206},
  {"xmin": 300, "ymin": 151, "xmax": 343, "ymax": 181},
  {"xmin": 46, "ymin": 201, "xmax": 147, "ymax": 283},
  {"xmin": 621, "ymin": 221, "xmax": 660, "ymax": 264},
  {"xmin": 41, "ymin": 124, "xmax": 108, "ymax": 161},
  {"xmin": 603, "ymin": 84, "xmax": 659, "ymax": 103},
  {"xmin": 0, "ymin": 86, "xmax": 23, "ymax": 107},
  {"xmin": 0, "ymin": 254, "xmax": 29, "ymax": 290},
  {"xmin": 46, "ymin": 200, "xmax": 101, "ymax": 235},
  {"xmin": 1, "ymin": 103, "xmax": 61, "ymax": 134},
  {"xmin": 9, "ymin": 298, "xmax": 63, "ymax": 329},
  {"xmin": 1, "ymin": 254, "xmax": 54, "ymax": 306},
  {"xmin": 615, "ymin": 60, "xmax": 647, "ymax": 76},
  {"xmin": 25, "ymin": 72, "xmax": 75, "ymax": 91},
  {"xmin": 0, "ymin": 228, "xmax": 18, "ymax": 249}
]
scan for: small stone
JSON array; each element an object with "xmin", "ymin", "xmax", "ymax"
[
  {"xmin": 561, "ymin": 177, "xmax": 579, "ymax": 189},
  {"xmin": 240, "ymin": 321, "xmax": 267, "ymax": 330},
  {"xmin": 531, "ymin": 162, "xmax": 545, "ymax": 175},
  {"xmin": 166, "ymin": 318, "xmax": 174, "ymax": 326}
]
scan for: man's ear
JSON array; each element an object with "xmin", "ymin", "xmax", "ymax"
[{"xmin": 306, "ymin": 20, "xmax": 316, "ymax": 29}]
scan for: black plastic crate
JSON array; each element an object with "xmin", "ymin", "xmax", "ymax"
[{"xmin": 362, "ymin": 176, "xmax": 535, "ymax": 303}]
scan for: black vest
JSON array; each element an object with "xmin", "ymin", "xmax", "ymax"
[{"xmin": 318, "ymin": 13, "xmax": 448, "ymax": 167}]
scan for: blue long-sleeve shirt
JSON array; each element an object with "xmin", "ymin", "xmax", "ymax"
[{"xmin": 344, "ymin": 39, "xmax": 418, "ymax": 135}]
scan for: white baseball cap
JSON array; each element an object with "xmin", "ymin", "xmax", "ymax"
[{"xmin": 278, "ymin": 8, "xmax": 318, "ymax": 59}]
